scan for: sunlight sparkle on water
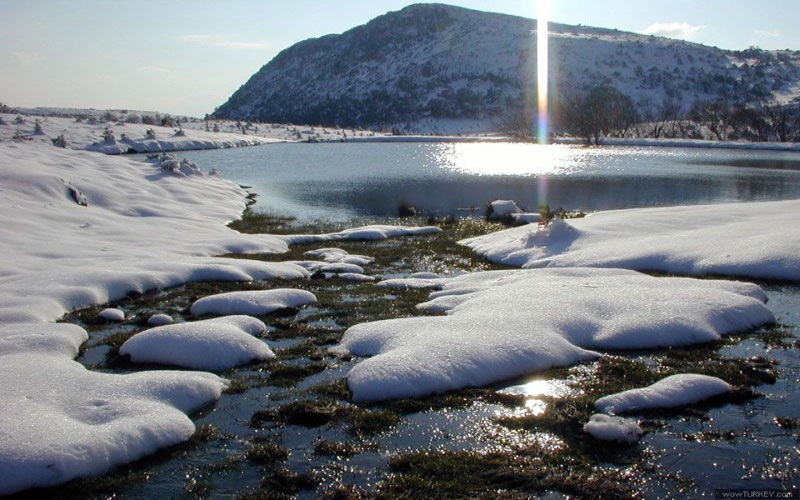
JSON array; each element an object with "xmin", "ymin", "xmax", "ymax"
[{"xmin": 429, "ymin": 143, "xmax": 586, "ymax": 176}]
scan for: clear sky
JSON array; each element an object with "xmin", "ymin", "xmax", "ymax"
[{"xmin": 2, "ymin": 0, "xmax": 799, "ymax": 117}]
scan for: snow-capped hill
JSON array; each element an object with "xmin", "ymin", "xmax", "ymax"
[{"xmin": 214, "ymin": 3, "xmax": 800, "ymax": 133}]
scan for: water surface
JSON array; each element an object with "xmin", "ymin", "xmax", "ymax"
[{"xmin": 181, "ymin": 142, "xmax": 800, "ymax": 220}]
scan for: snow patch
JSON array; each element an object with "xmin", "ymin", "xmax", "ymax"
[
  {"xmin": 594, "ymin": 374, "xmax": 733, "ymax": 414},
  {"xmin": 583, "ymin": 414, "xmax": 642, "ymax": 443},
  {"xmin": 190, "ymin": 289, "xmax": 317, "ymax": 317},
  {"xmin": 120, "ymin": 315, "xmax": 273, "ymax": 370},
  {"xmin": 461, "ymin": 200, "xmax": 800, "ymax": 281},
  {"xmin": 0, "ymin": 353, "xmax": 227, "ymax": 496},
  {"xmin": 98, "ymin": 308, "xmax": 124, "ymax": 322},
  {"xmin": 336, "ymin": 268, "xmax": 772, "ymax": 401}
]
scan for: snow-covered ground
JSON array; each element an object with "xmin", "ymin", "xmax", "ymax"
[
  {"xmin": 0, "ymin": 138, "xmax": 434, "ymax": 495},
  {"xmin": 460, "ymin": 202, "xmax": 800, "ymax": 281},
  {"xmin": 0, "ymin": 110, "xmax": 390, "ymax": 153}
]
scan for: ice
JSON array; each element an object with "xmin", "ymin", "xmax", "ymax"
[
  {"xmin": 98, "ymin": 307, "xmax": 125, "ymax": 321},
  {"xmin": 190, "ymin": 289, "xmax": 317, "ymax": 317},
  {"xmin": 594, "ymin": 374, "xmax": 733, "ymax": 414},
  {"xmin": 583, "ymin": 414, "xmax": 642, "ymax": 443},
  {"xmin": 461, "ymin": 200, "xmax": 800, "ymax": 281},
  {"xmin": 0, "ymin": 353, "xmax": 227, "ymax": 496},
  {"xmin": 120, "ymin": 315, "xmax": 273, "ymax": 370},
  {"xmin": 335, "ymin": 268, "xmax": 773, "ymax": 401}
]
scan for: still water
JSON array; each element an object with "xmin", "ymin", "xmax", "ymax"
[{"xmin": 182, "ymin": 142, "xmax": 800, "ymax": 220}]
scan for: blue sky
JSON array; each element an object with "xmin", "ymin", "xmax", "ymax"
[{"xmin": 2, "ymin": 0, "xmax": 799, "ymax": 117}]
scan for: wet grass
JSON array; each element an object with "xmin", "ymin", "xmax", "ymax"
[
  {"xmin": 382, "ymin": 447, "xmax": 636, "ymax": 499},
  {"xmin": 244, "ymin": 441, "xmax": 289, "ymax": 465},
  {"xmin": 250, "ymin": 398, "xmax": 400, "ymax": 436}
]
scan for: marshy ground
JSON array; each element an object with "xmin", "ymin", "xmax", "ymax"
[{"xmin": 20, "ymin": 212, "xmax": 799, "ymax": 499}]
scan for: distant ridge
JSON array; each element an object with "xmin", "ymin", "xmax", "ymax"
[{"xmin": 213, "ymin": 3, "xmax": 800, "ymax": 133}]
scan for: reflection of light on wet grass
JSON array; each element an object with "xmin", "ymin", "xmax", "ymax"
[{"xmin": 502, "ymin": 378, "xmax": 575, "ymax": 398}]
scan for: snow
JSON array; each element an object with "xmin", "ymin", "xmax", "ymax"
[
  {"xmin": 0, "ymin": 353, "xmax": 227, "ymax": 496},
  {"xmin": 189, "ymin": 289, "xmax": 317, "ymax": 317},
  {"xmin": 303, "ymin": 247, "xmax": 374, "ymax": 266},
  {"xmin": 487, "ymin": 199, "xmax": 523, "ymax": 219},
  {"xmin": 0, "ymin": 134, "xmax": 450, "ymax": 492},
  {"xmin": 282, "ymin": 224, "xmax": 441, "ymax": 244},
  {"xmin": 594, "ymin": 374, "xmax": 733, "ymax": 414},
  {"xmin": 0, "ymin": 142, "xmax": 309, "ymax": 325},
  {"xmin": 461, "ymin": 200, "xmax": 800, "ymax": 281},
  {"xmin": 120, "ymin": 316, "xmax": 273, "ymax": 370},
  {"xmin": 335, "ymin": 267, "xmax": 772, "ymax": 401},
  {"xmin": 98, "ymin": 307, "xmax": 125, "ymax": 321},
  {"xmin": 338, "ymin": 273, "xmax": 376, "ymax": 281},
  {"xmin": 148, "ymin": 313, "xmax": 175, "ymax": 326},
  {"xmin": 511, "ymin": 213, "xmax": 542, "ymax": 224},
  {"xmin": 583, "ymin": 414, "xmax": 642, "ymax": 443},
  {"xmin": 2, "ymin": 110, "xmax": 390, "ymax": 152},
  {"xmin": 377, "ymin": 275, "xmax": 445, "ymax": 289}
]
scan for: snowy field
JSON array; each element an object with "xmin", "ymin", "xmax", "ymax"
[
  {"xmin": 1, "ymin": 113, "xmax": 799, "ymax": 494},
  {"xmin": 0, "ymin": 109, "xmax": 389, "ymax": 153}
]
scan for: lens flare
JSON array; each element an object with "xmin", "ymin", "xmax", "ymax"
[{"xmin": 536, "ymin": 0, "xmax": 549, "ymax": 145}]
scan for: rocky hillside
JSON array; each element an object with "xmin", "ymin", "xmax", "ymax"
[{"xmin": 213, "ymin": 3, "xmax": 800, "ymax": 133}]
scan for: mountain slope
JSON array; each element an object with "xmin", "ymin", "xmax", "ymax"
[{"xmin": 213, "ymin": 3, "xmax": 800, "ymax": 133}]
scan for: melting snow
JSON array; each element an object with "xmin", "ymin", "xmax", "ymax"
[
  {"xmin": 594, "ymin": 374, "xmax": 733, "ymax": 414},
  {"xmin": 583, "ymin": 414, "xmax": 642, "ymax": 443},
  {"xmin": 190, "ymin": 289, "xmax": 317, "ymax": 317},
  {"xmin": 120, "ymin": 316, "xmax": 273, "ymax": 370},
  {"xmin": 336, "ymin": 268, "xmax": 773, "ymax": 401},
  {"xmin": 461, "ymin": 201, "xmax": 800, "ymax": 281}
]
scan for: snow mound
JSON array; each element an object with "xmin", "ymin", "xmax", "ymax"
[
  {"xmin": 283, "ymin": 225, "xmax": 441, "ymax": 244},
  {"xmin": 461, "ymin": 200, "xmax": 800, "ymax": 281},
  {"xmin": 98, "ymin": 308, "xmax": 124, "ymax": 321},
  {"xmin": 335, "ymin": 268, "xmax": 772, "ymax": 401},
  {"xmin": 318, "ymin": 262, "xmax": 365, "ymax": 274},
  {"xmin": 594, "ymin": 374, "xmax": 733, "ymax": 414},
  {"xmin": 0, "ymin": 353, "xmax": 227, "ymax": 496},
  {"xmin": 338, "ymin": 273, "xmax": 376, "ymax": 281},
  {"xmin": 583, "ymin": 414, "xmax": 642, "ymax": 443},
  {"xmin": 148, "ymin": 313, "xmax": 174, "ymax": 326},
  {"xmin": 487, "ymin": 199, "xmax": 523, "ymax": 219},
  {"xmin": 303, "ymin": 247, "xmax": 374, "ymax": 266},
  {"xmin": 190, "ymin": 289, "xmax": 317, "ymax": 317},
  {"xmin": 377, "ymin": 276, "xmax": 446, "ymax": 289},
  {"xmin": 120, "ymin": 315, "xmax": 273, "ymax": 370}
]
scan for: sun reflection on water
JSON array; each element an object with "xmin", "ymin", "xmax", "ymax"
[{"xmin": 427, "ymin": 142, "xmax": 595, "ymax": 177}]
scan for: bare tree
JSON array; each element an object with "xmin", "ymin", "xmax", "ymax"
[
  {"xmin": 638, "ymin": 97, "xmax": 682, "ymax": 138},
  {"xmin": 690, "ymin": 99, "xmax": 735, "ymax": 141}
]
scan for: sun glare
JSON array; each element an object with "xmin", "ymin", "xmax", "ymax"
[{"xmin": 536, "ymin": 0, "xmax": 549, "ymax": 145}]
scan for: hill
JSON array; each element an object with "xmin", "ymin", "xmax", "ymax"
[{"xmin": 213, "ymin": 3, "xmax": 800, "ymax": 134}]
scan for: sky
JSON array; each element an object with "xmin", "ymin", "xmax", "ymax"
[{"xmin": 2, "ymin": 0, "xmax": 799, "ymax": 117}]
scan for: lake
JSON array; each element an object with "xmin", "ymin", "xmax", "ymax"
[{"xmin": 181, "ymin": 142, "xmax": 800, "ymax": 220}]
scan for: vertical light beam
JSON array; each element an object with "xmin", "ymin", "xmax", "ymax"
[{"xmin": 536, "ymin": 0, "xmax": 549, "ymax": 145}]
